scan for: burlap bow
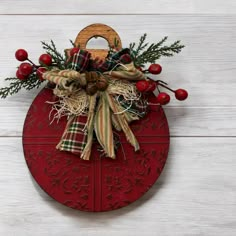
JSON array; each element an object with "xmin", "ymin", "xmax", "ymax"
[{"xmin": 43, "ymin": 49, "xmax": 147, "ymax": 160}]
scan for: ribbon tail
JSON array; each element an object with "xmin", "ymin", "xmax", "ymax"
[
  {"xmin": 105, "ymin": 93, "xmax": 140, "ymax": 151},
  {"xmin": 56, "ymin": 115, "xmax": 75, "ymax": 149},
  {"xmin": 80, "ymin": 93, "xmax": 97, "ymax": 160},
  {"xmin": 56, "ymin": 115, "xmax": 88, "ymax": 155},
  {"xmin": 111, "ymin": 114, "xmax": 122, "ymax": 131},
  {"xmin": 94, "ymin": 92, "xmax": 115, "ymax": 159}
]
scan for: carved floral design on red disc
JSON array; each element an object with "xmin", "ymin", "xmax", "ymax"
[{"xmin": 23, "ymin": 88, "xmax": 169, "ymax": 212}]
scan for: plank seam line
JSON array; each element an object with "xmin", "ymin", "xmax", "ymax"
[{"xmin": 0, "ymin": 13, "xmax": 235, "ymax": 16}]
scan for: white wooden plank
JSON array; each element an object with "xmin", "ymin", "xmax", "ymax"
[
  {"xmin": 0, "ymin": 0, "xmax": 236, "ymax": 14},
  {"xmin": 0, "ymin": 137, "xmax": 235, "ymax": 235},
  {"xmin": 0, "ymin": 15, "xmax": 236, "ymax": 107}
]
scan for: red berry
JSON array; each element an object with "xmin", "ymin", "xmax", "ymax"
[
  {"xmin": 19, "ymin": 63, "xmax": 33, "ymax": 76},
  {"xmin": 136, "ymin": 80, "xmax": 149, "ymax": 92},
  {"xmin": 175, "ymin": 89, "xmax": 188, "ymax": 101},
  {"xmin": 157, "ymin": 92, "xmax": 170, "ymax": 105},
  {"xmin": 16, "ymin": 69, "xmax": 28, "ymax": 80},
  {"xmin": 120, "ymin": 54, "xmax": 132, "ymax": 64},
  {"xmin": 15, "ymin": 49, "xmax": 28, "ymax": 61},
  {"xmin": 39, "ymin": 54, "xmax": 52, "ymax": 66},
  {"xmin": 147, "ymin": 80, "xmax": 157, "ymax": 92},
  {"xmin": 148, "ymin": 64, "xmax": 162, "ymax": 75},
  {"xmin": 36, "ymin": 67, "xmax": 47, "ymax": 81},
  {"xmin": 70, "ymin": 47, "xmax": 80, "ymax": 57}
]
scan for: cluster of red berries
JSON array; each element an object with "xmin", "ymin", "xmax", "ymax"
[
  {"xmin": 136, "ymin": 64, "xmax": 188, "ymax": 105},
  {"xmin": 15, "ymin": 49, "xmax": 53, "ymax": 81}
]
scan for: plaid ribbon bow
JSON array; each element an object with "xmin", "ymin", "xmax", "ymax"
[
  {"xmin": 69, "ymin": 48, "xmax": 132, "ymax": 73},
  {"xmin": 44, "ymin": 48, "xmax": 147, "ymax": 160}
]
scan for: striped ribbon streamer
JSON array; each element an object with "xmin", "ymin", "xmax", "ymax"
[
  {"xmin": 104, "ymin": 92, "xmax": 140, "ymax": 152},
  {"xmin": 80, "ymin": 93, "xmax": 98, "ymax": 160},
  {"xmin": 94, "ymin": 92, "xmax": 115, "ymax": 159}
]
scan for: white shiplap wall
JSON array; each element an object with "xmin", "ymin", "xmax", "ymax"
[{"xmin": 0, "ymin": 1, "xmax": 236, "ymax": 235}]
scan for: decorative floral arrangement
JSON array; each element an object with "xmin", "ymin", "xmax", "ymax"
[{"xmin": 0, "ymin": 27, "xmax": 187, "ymax": 161}]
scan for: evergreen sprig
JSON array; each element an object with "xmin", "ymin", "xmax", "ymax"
[
  {"xmin": 130, "ymin": 34, "xmax": 185, "ymax": 67},
  {"xmin": 0, "ymin": 34, "xmax": 185, "ymax": 98},
  {"xmin": 41, "ymin": 40, "xmax": 66, "ymax": 69},
  {"xmin": 0, "ymin": 74, "xmax": 43, "ymax": 98}
]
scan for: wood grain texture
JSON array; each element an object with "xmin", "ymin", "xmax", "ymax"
[
  {"xmin": 0, "ymin": 0, "xmax": 236, "ymax": 14},
  {"xmin": 74, "ymin": 23, "xmax": 122, "ymax": 59},
  {"xmin": 0, "ymin": 138, "xmax": 236, "ymax": 236},
  {"xmin": 0, "ymin": 1, "xmax": 236, "ymax": 234}
]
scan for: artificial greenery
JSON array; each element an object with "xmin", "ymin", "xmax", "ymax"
[
  {"xmin": 129, "ymin": 34, "xmax": 184, "ymax": 67},
  {"xmin": 41, "ymin": 40, "xmax": 66, "ymax": 70},
  {"xmin": 0, "ymin": 34, "xmax": 185, "ymax": 98},
  {"xmin": 0, "ymin": 74, "xmax": 43, "ymax": 99}
]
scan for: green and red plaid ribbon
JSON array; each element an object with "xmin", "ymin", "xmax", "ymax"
[
  {"xmin": 57, "ymin": 115, "xmax": 88, "ymax": 155},
  {"xmin": 70, "ymin": 48, "xmax": 132, "ymax": 73},
  {"xmin": 71, "ymin": 49, "xmax": 91, "ymax": 72}
]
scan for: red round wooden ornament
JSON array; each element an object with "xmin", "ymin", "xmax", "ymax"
[
  {"xmin": 22, "ymin": 24, "xmax": 170, "ymax": 212},
  {"xmin": 22, "ymin": 88, "xmax": 169, "ymax": 212}
]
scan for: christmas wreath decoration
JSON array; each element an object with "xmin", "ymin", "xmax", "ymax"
[
  {"xmin": 1, "ymin": 24, "xmax": 188, "ymax": 211},
  {"xmin": 1, "ymin": 24, "xmax": 187, "ymax": 161}
]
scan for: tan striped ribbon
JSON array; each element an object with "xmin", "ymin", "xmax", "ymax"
[
  {"xmin": 104, "ymin": 63, "xmax": 146, "ymax": 81},
  {"xmin": 43, "ymin": 70, "xmax": 86, "ymax": 88},
  {"xmin": 105, "ymin": 92, "xmax": 140, "ymax": 151},
  {"xmin": 94, "ymin": 92, "xmax": 115, "ymax": 159},
  {"xmin": 57, "ymin": 70, "xmax": 80, "ymax": 79},
  {"xmin": 43, "ymin": 71, "xmax": 72, "ymax": 89},
  {"xmin": 80, "ymin": 93, "xmax": 97, "ymax": 160}
]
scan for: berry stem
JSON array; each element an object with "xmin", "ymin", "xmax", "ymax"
[
  {"xmin": 157, "ymin": 82, "xmax": 175, "ymax": 93},
  {"xmin": 156, "ymin": 79, "xmax": 168, "ymax": 85},
  {"xmin": 27, "ymin": 58, "xmax": 39, "ymax": 68}
]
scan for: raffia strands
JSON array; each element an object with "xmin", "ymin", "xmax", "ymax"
[
  {"xmin": 94, "ymin": 92, "xmax": 115, "ymax": 159},
  {"xmin": 80, "ymin": 93, "xmax": 98, "ymax": 160},
  {"xmin": 105, "ymin": 92, "xmax": 140, "ymax": 151},
  {"xmin": 107, "ymin": 79, "xmax": 139, "ymax": 101},
  {"xmin": 123, "ymin": 110, "xmax": 140, "ymax": 123},
  {"xmin": 48, "ymin": 89, "xmax": 89, "ymax": 123}
]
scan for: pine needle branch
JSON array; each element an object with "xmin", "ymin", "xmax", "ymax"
[
  {"xmin": 41, "ymin": 40, "xmax": 66, "ymax": 69},
  {"xmin": 0, "ymin": 74, "xmax": 43, "ymax": 99},
  {"xmin": 129, "ymin": 34, "xmax": 185, "ymax": 67}
]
